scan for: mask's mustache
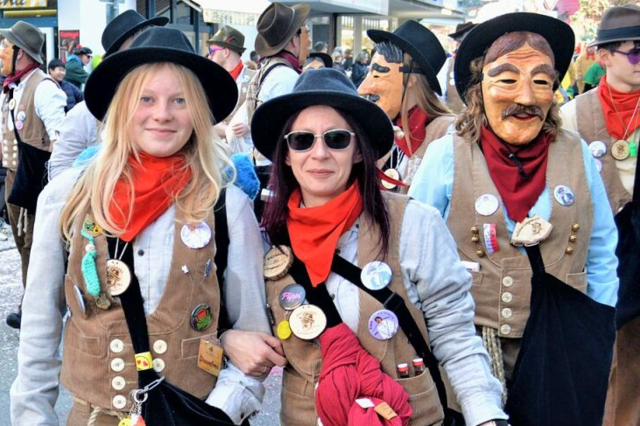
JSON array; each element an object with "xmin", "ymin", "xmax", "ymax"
[
  {"xmin": 361, "ymin": 94, "xmax": 380, "ymax": 103},
  {"xmin": 502, "ymin": 104, "xmax": 544, "ymax": 120}
]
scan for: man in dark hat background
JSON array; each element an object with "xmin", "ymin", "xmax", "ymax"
[
  {"xmin": 48, "ymin": 9, "xmax": 168, "ymax": 180},
  {"xmin": 64, "ymin": 46, "xmax": 92, "ymax": 88},
  {"xmin": 357, "ymin": 20, "xmax": 454, "ymax": 193},
  {"xmin": 438, "ymin": 22, "xmax": 476, "ymax": 114},
  {"xmin": 409, "ymin": 12, "xmax": 618, "ymax": 423},
  {"xmin": 302, "ymin": 51, "xmax": 332, "ymax": 71},
  {"xmin": 208, "ymin": 25, "xmax": 256, "ymax": 154},
  {"xmin": 245, "ymin": 2, "xmax": 310, "ymax": 219},
  {"xmin": 0, "ymin": 21, "xmax": 67, "ymax": 329},
  {"xmin": 560, "ymin": 5, "xmax": 640, "ymax": 424}
]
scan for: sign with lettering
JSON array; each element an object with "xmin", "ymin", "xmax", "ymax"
[{"xmin": 0, "ymin": 0, "xmax": 48, "ymax": 9}]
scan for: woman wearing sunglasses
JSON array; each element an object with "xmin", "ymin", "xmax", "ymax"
[
  {"xmin": 251, "ymin": 68, "xmax": 508, "ymax": 426},
  {"xmin": 11, "ymin": 28, "xmax": 284, "ymax": 425}
]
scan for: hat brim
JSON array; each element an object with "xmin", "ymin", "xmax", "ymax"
[
  {"xmin": 252, "ymin": 90, "xmax": 394, "ymax": 161},
  {"xmin": 104, "ymin": 16, "xmax": 170, "ymax": 57},
  {"xmin": 448, "ymin": 24, "xmax": 476, "ymax": 40},
  {"xmin": 84, "ymin": 46, "xmax": 238, "ymax": 123},
  {"xmin": 0, "ymin": 29, "xmax": 44, "ymax": 64},
  {"xmin": 308, "ymin": 52, "xmax": 333, "ymax": 68},
  {"xmin": 255, "ymin": 3, "xmax": 310, "ymax": 57},
  {"xmin": 368, "ymin": 29, "xmax": 442, "ymax": 95},
  {"xmin": 455, "ymin": 13, "xmax": 574, "ymax": 104}
]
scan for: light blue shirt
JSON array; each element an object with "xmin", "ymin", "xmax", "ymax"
[{"xmin": 408, "ymin": 133, "xmax": 619, "ymax": 308}]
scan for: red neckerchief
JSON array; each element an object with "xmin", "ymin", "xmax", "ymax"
[
  {"xmin": 287, "ymin": 182, "xmax": 363, "ymax": 286},
  {"xmin": 586, "ymin": 52, "xmax": 595, "ymax": 60},
  {"xmin": 597, "ymin": 74, "xmax": 640, "ymax": 140},
  {"xmin": 229, "ymin": 60, "xmax": 244, "ymax": 81},
  {"xmin": 109, "ymin": 152, "xmax": 192, "ymax": 242},
  {"xmin": 3, "ymin": 63, "xmax": 40, "ymax": 93},
  {"xmin": 394, "ymin": 107, "xmax": 429, "ymax": 157},
  {"xmin": 480, "ymin": 126, "xmax": 553, "ymax": 223},
  {"xmin": 276, "ymin": 50, "xmax": 302, "ymax": 74}
]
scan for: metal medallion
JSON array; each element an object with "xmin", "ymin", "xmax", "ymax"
[
  {"xmin": 612, "ymin": 140, "xmax": 630, "ymax": 161},
  {"xmin": 264, "ymin": 245, "xmax": 293, "ymax": 281},
  {"xmin": 289, "ymin": 304, "xmax": 327, "ymax": 340},
  {"xmin": 106, "ymin": 259, "xmax": 131, "ymax": 296}
]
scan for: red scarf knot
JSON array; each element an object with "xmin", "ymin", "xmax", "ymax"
[
  {"xmin": 276, "ymin": 50, "xmax": 302, "ymax": 74},
  {"xmin": 480, "ymin": 126, "xmax": 553, "ymax": 223},
  {"xmin": 287, "ymin": 182, "xmax": 363, "ymax": 286},
  {"xmin": 597, "ymin": 74, "xmax": 640, "ymax": 141},
  {"xmin": 394, "ymin": 107, "xmax": 429, "ymax": 157},
  {"xmin": 229, "ymin": 60, "xmax": 244, "ymax": 81},
  {"xmin": 3, "ymin": 63, "xmax": 41, "ymax": 93}
]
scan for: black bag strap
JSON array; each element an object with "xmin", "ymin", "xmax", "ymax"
[
  {"xmin": 8, "ymin": 89, "xmax": 24, "ymax": 146},
  {"xmin": 213, "ymin": 188, "xmax": 232, "ymax": 334},
  {"xmin": 523, "ymin": 244, "xmax": 546, "ymax": 276},
  {"xmin": 633, "ymin": 152, "xmax": 640, "ymax": 202}
]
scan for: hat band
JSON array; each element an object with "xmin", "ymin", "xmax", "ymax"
[
  {"xmin": 8, "ymin": 28, "xmax": 36, "ymax": 53},
  {"xmin": 598, "ymin": 25, "xmax": 640, "ymax": 42}
]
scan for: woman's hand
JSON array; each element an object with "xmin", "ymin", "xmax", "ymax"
[{"xmin": 221, "ymin": 330, "xmax": 287, "ymax": 377}]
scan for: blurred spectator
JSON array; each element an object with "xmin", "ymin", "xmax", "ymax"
[
  {"xmin": 575, "ymin": 45, "xmax": 597, "ymax": 94},
  {"xmin": 331, "ymin": 50, "xmax": 346, "ymax": 74},
  {"xmin": 343, "ymin": 48, "xmax": 353, "ymax": 69},
  {"xmin": 48, "ymin": 58, "xmax": 83, "ymax": 111},
  {"xmin": 350, "ymin": 50, "xmax": 369, "ymax": 88},
  {"xmin": 65, "ymin": 46, "xmax": 92, "ymax": 88},
  {"xmin": 303, "ymin": 52, "xmax": 332, "ymax": 72},
  {"xmin": 313, "ymin": 41, "xmax": 328, "ymax": 53},
  {"xmin": 583, "ymin": 61, "xmax": 606, "ymax": 92}
]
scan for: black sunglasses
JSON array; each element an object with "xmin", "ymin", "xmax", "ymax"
[{"xmin": 285, "ymin": 129, "xmax": 356, "ymax": 152}]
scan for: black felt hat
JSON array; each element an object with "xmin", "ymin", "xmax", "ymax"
[
  {"xmin": 307, "ymin": 52, "xmax": 333, "ymax": 68},
  {"xmin": 252, "ymin": 68, "xmax": 393, "ymax": 161},
  {"xmin": 454, "ymin": 12, "xmax": 575, "ymax": 104},
  {"xmin": 589, "ymin": 4, "xmax": 640, "ymax": 47},
  {"xmin": 368, "ymin": 20, "xmax": 446, "ymax": 95},
  {"xmin": 85, "ymin": 27, "xmax": 237, "ymax": 123},
  {"xmin": 102, "ymin": 10, "xmax": 169, "ymax": 58},
  {"xmin": 448, "ymin": 22, "xmax": 476, "ymax": 40}
]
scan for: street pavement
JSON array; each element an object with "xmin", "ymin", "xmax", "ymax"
[{"xmin": 0, "ymin": 223, "xmax": 282, "ymax": 425}]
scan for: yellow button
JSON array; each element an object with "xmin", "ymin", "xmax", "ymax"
[
  {"xmin": 111, "ymin": 376, "xmax": 126, "ymax": 391},
  {"xmin": 112, "ymin": 395, "xmax": 127, "ymax": 410},
  {"xmin": 110, "ymin": 358, "xmax": 125, "ymax": 372},
  {"xmin": 153, "ymin": 358, "xmax": 166, "ymax": 373},
  {"xmin": 502, "ymin": 276, "xmax": 513, "ymax": 287},
  {"xmin": 502, "ymin": 292, "xmax": 513, "ymax": 303},
  {"xmin": 153, "ymin": 340, "xmax": 168, "ymax": 354},
  {"xmin": 502, "ymin": 308, "xmax": 513, "ymax": 319},
  {"xmin": 109, "ymin": 339, "xmax": 124, "ymax": 353},
  {"xmin": 500, "ymin": 324, "xmax": 512, "ymax": 335}
]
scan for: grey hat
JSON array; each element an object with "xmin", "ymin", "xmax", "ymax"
[
  {"xmin": 589, "ymin": 4, "xmax": 640, "ymax": 47},
  {"xmin": 0, "ymin": 21, "xmax": 45, "ymax": 64}
]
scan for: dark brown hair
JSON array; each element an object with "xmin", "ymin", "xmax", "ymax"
[{"xmin": 262, "ymin": 108, "xmax": 390, "ymax": 257}]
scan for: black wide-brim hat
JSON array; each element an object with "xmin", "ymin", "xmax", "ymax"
[
  {"xmin": 103, "ymin": 10, "xmax": 169, "ymax": 58},
  {"xmin": 455, "ymin": 12, "xmax": 574, "ymax": 104},
  {"xmin": 368, "ymin": 20, "xmax": 446, "ymax": 95},
  {"xmin": 308, "ymin": 52, "xmax": 333, "ymax": 68},
  {"xmin": 252, "ymin": 68, "xmax": 394, "ymax": 161},
  {"xmin": 85, "ymin": 27, "xmax": 238, "ymax": 124},
  {"xmin": 448, "ymin": 22, "xmax": 476, "ymax": 40}
]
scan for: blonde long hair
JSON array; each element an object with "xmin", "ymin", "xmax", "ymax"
[{"xmin": 60, "ymin": 62, "xmax": 234, "ymax": 242}]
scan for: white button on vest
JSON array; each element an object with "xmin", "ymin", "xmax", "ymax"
[
  {"xmin": 502, "ymin": 308, "xmax": 513, "ymax": 319},
  {"xmin": 111, "ymin": 358, "xmax": 125, "ymax": 372},
  {"xmin": 11, "ymin": 160, "xmax": 16, "ymax": 166},
  {"xmin": 112, "ymin": 395, "xmax": 127, "ymax": 410},
  {"xmin": 153, "ymin": 340, "xmax": 168, "ymax": 354},
  {"xmin": 502, "ymin": 276, "xmax": 514, "ymax": 287},
  {"xmin": 112, "ymin": 376, "xmax": 126, "ymax": 391},
  {"xmin": 501, "ymin": 292, "xmax": 513, "ymax": 303},
  {"xmin": 500, "ymin": 324, "xmax": 512, "ymax": 335},
  {"xmin": 110, "ymin": 339, "xmax": 124, "ymax": 353},
  {"xmin": 153, "ymin": 358, "xmax": 166, "ymax": 373}
]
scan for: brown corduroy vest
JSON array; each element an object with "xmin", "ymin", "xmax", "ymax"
[
  {"xmin": 1, "ymin": 70, "xmax": 53, "ymax": 171},
  {"xmin": 574, "ymin": 88, "xmax": 632, "ymax": 214},
  {"xmin": 266, "ymin": 192, "xmax": 444, "ymax": 426},
  {"xmin": 61, "ymin": 208, "xmax": 221, "ymax": 412},
  {"xmin": 446, "ymin": 130, "xmax": 592, "ymax": 339}
]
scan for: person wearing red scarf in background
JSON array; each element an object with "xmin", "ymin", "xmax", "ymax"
[
  {"xmin": 251, "ymin": 68, "xmax": 507, "ymax": 426},
  {"xmin": 208, "ymin": 25, "xmax": 256, "ymax": 151},
  {"xmin": 358, "ymin": 21, "xmax": 454, "ymax": 194},
  {"xmin": 561, "ymin": 5, "xmax": 640, "ymax": 425},
  {"xmin": 0, "ymin": 21, "xmax": 67, "ymax": 330},
  {"xmin": 410, "ymin": 12, "xmax": 619, "ymax": 422}
]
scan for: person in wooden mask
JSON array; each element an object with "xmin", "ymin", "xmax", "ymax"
[
  {"xmin": 358, "ymin": 21, "xmax": 453, "ymax": 193},
  {"xmin": 410, "ymin": 13, "xmax": 619, "ymax": 425}
]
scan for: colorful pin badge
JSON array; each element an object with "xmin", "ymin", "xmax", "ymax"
[
  {"xmin": 289, "ymin": 304, "xmax": 327, "ymax": 340},
  {"xmin": 264, "ymin": 245, "xmax": 293, "ymax": 281},
  {"xmin": 204, "ymin": 259, "xmax": 212, "ymax": 278},
  {"xmin": 135, "ymin": 351, "xmax": 153, "ymax": 371},
  {"xmin": 554, "ymin": 185, "xmax": 575, "ymax": 206},
  {"xmin": 368, "ymin": 309, "xmax": 399, "ymax": 340},
  {"xmin": 279, "ymin": 283, "xmax": 306, "ymax": 310},
  {"xmin": 589, "ymin": 141, "xmax": 606, "ymax": 158},
  {"xmin": 16, "ymin": 111, "xmax": 26, "ymax": 122},
  {"xmin": 180, "ymin": 222, "xmax": 212, "ymax": 249},
  {"xmin": 277, "ymin": 319, "xmax": 293, "ymax": 340},
  {"xmin": 475, "ymin": 194, "xmax": 499, "ymax": 216},
  {"xmin": 483, "ymin": 223, "xmax": 500, "ymax": 254},
  {"xmin": 15, "ymin": 120, "xmax": 23, "ymax": 131},
  {"xmin": 360, "ymin": 261, "xmax": 392, "ymax": 291},
  {"xmin": 190, "ymin": 303, "xmax": 213, "ymax": 331},
  {"xmin": 106, "ymin": 259, "xmax": 132, "ymax": 296},
  {"xmin": 83, "ymin": 216, "xmax": 102, "ymax": 237}
]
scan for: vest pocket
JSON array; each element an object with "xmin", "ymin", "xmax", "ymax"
[
  {"xmin": 471, "ymin": 271, "xmax": 483, "ymax": 287},
  {"xmin": 281, "ymin": 371, "xmax": 317, "ymax": 426},
  {"xmin": 397, "ymin": 371, "xmax": 445, "ymax": 425},
  {"xmin": 64, "ymin": 318, "xmax": 104, "ymax": 357},
  {"xmin": 565, "ymin": 270, "xmax": 587, "ymax": 293},
  {"xmin": 181, "ymin": 334, "xmax": 216, "ymax": 359}
]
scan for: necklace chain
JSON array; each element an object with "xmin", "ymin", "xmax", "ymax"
[{"xmin": 607, "ymin": 83, "xmax": 640, "ymax": 141}]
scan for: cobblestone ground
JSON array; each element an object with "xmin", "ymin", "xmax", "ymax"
[{"xmin": 0, "ymin": 222, "xmax": 282, "ymax": 425}]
